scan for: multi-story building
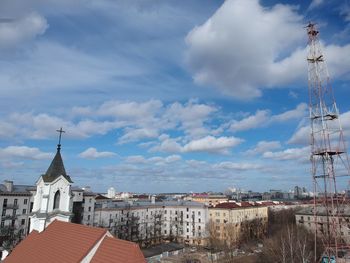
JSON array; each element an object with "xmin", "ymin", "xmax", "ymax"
[
  {"xmin": 0, "ymin": 181, "xmax": 34, "ymax": 247},
  {"xmin": 208, "ymin": 202, "xmax": 268, "ymax": 245},
  {"xmin": 93, "ymin": 199, "xmax": 208, "ymax": 246},
  {"xmin": 295, "ymin": 205, "xmax": 350, "ymax": 244}
]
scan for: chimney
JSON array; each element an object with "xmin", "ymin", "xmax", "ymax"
[{"xmin": 4, "ymin": 180, "xmax": 13, "ymax": 192}]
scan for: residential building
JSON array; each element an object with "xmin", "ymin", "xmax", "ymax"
[
  {"xmin": 295, "ymin": 205, "xmax": 350, "ymax": 244},
  {"xmin": 0, "ymin": 181, "xmax": 34, "ymax": 245},
  {"xmin": 93, "ymin": 200, "xmax": 208, "ymax": 246},
  {"xmin": 209, "ymin": 202, "xmax": 269, "ymax": 244}
]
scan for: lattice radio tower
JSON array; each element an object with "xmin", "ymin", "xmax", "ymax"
[{"xmin": 306, "ymin": 23, "xmax": 350, "ymax": 262}]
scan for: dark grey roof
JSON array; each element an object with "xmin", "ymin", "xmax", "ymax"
[
  {"xmin": 0, "ymin": 184, "xmax": 33, "ymax": 195},
  {"xmin": 142, "ymin": 243, "xmax": 184, "ymax": 258},
  {"xmin": 42, "ymin": 148, "xmax": 73, "ymax": 183}
]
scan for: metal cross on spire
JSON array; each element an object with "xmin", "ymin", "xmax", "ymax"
[{"xmin": 56, "ymin": 127, "xmax": 65, "ymax": 151}]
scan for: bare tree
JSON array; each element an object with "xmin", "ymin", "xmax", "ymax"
[{"xmin": 258, "ymin": 224, "xmax": 316, "ymax": 263}]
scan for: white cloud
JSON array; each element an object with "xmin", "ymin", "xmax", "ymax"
[
  {"xmin": 150, "ymin": 136, "xmax": 183, "ymax": 153},
  {"xmin": 79, "ymin": 147, "xmax": 116, "ymax": 159},
  {"xmin": 185, "ymin": 0, "xmax": 304, "ymax": 99},
  {"xmin": 230, "ymin": 110, "xmax": 270, "ymax": 132},
  {"xmin": 271, "ymin": 103, "xmax": 307, "ymax": 122},
  {"xmin": 183, "ymin": 136, "xmax": 243, "ymax": 154},
  {"xmin": 151, "ymin": 135, "xmax": 243, "ymax": 154},
  {"xmin": 1, "ymin": 112, "xmax": 117, "ymax": 140},
  {"xmin": 185, "ymin": 0, "xmax": 350, "ymax": 100},
  {"xmin": 0, "ymin": 12, "xmax": 48, "ymax": 48},
  {"xmin": 308, "ymin": 0, "xmax": 324, "ymax": 10},
  {"xmin": 230, "ymin": 103, "xmax": 308, "ymax": 132},
  {"xmin": 164, "ymin": 101, "xmax": 217, "ymax": 138},
  {"xmin": 245, "ymin": 140, "xmax": 282, "ymax": 155},
  {"xmin": 288, "ymin": 125, "xmax": 309, "ymax": 145},
  {"xmin": 0, "ymin": 146, "xmax": 52, "ymax": 160},
  {"xmin": 263, "ymin": 146, "xmax": 309, "ymax": 162},
  {"xmin": 213, "ymin": 161, "xmax": 262, "ymax": 171},
  {"xmin": 125, "ymin": 154, "xmax": 181, "ymax": 165},
  {"xmin": 118, "ymin": 128, "xmax": 159, "ymax": 144}
]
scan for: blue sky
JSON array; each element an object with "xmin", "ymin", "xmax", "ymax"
[{"xmin": 0, "ymin": 0, "xmax": 350, "ymax": 193}]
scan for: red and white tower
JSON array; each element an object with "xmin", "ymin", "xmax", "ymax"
[{"xmin": 307, "ymin": 23, "xmax": 350, "ymax": 262}]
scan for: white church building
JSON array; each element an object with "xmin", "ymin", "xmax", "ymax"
[{"xmin": 30, "ymin": 137, "xmax": 74, "ymax": 232}]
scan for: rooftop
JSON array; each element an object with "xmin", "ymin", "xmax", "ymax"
[{"xmin": 4, "ymin": 220, "xmax": 146, "ymax": 263}]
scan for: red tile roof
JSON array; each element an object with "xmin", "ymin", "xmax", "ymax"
[
  {"xmin": 4, "ymin": 220, "xmax": 145, "ymax": 263},
  {"xmin": 215, "ymin": 202, "xmax": 240, "ymax": 209},
  {"xmin": 91, "ymin": 237, "xmax": 146, "ymax": 263}
]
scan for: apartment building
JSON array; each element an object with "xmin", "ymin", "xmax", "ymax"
[
  {"xmin": 295, "ymin": 205, "xmax": 350, "ymax": 243},
  {"xmin": 0, "ymin": 181, "xmax": 34, "ymax": 245},
  {"xmin": 93, "ymin": 200, "xmax": 208, "ymax": 246},
  {"xmin": 209, "ymin": 202, "xmax": 268, "ymax": 244}
]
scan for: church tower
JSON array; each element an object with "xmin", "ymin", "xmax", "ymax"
[{"xmin": 30, "ymin": 128, "xmax": 73, "ymax": 233}]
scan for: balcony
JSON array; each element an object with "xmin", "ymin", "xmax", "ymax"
[
  {"xmin": 3, "ymin": 204, "xmax": 18, "ymax": 209},
  {"xmin": 2, "ymin": 214, "xmax": 17, "ymax": 220}
]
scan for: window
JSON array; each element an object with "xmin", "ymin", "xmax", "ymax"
[
  {"xmin": 88, "ymin": 215, "xmax": 91, "ymax": 221},
  {"xmin": 22, "ymin": 209, "xmax": 26, "ymax": 214},
  {"xmin": 24, "ymin": 199, "xmax": 28, "ymax": 205},
  {"xmin": 186, "ymin": 215, "xmax": 189, "ymax": 219},
  {"xmin": 0, "ymin": 220, "xmax": 4, "ymax": 228},
  {"xmin": 2, "ymin": 210, "xmax": 5, "ymax": 216},
  {"xmin": 198, "ymin": 226, "xmax": 201, "ymax": 230},
  {"xmin": 198, "ymin": 211, "xmax": 201, "ymax": 216},
  {"xmin": 3, "ymin": 199, "xmax": 7, "ymax": 207},
  {"xmin": 88, "ymin": 207, "xmax": 91, "ymax": 212},
  {"xmin": 53, "ymin": 190, "xmax": 60, "ymax": 210},
  {"xmin": 21, "ymin": 219, "xmax": 25, "ymax": 225},
  {"xmin": 186, "ymin": 208, "xmax": 189, "ymax": 212},
  {"xmin": 187, "ymin": 228, "xmax": 189, "ymax": 233},
  {"xmin": 199, "ymin": 218, "xmax": 201, "ymax": 223},
  {"xmin": 14, "ymin": 199, "xmax": 18, "ymax": 205}
]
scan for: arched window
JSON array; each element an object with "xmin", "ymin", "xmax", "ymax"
[{"xmin": 53, "ymin": 190, "xmax": 60, "ymax": 210}]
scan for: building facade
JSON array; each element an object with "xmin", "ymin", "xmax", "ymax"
[
  {"xmin": 93, "ymin": 200, "xmax": 208, "ymax": 246},
  {"xmin": 208, "ymin": 202, "xmax": 268, "ymax": 245}
]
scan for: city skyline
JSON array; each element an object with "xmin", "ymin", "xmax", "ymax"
[{"xmin": 1, "ymin": 0, "xmax": 350, "ymax": 192}]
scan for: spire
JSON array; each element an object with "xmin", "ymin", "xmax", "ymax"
[{"xmin": 42, "ymin": 128, "xmax": 72, "ymax": 183}]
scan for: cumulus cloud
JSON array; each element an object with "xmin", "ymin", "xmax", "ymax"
[
  {"xmin": 213, "ymin": 161, "xmax": 263, "ymax": 171},
  {"xmin": 245, "ymin": 140, "xmax": 282, "ymax": 155},
  {"xmin": 185, "ymin": 0, "xmax": 304, "ymax": 99},
  {"xmin": 263, "ymin": 146, "xmax": 309, "ymax": 162},
  {"xmin": 230, "ymin": 110, "xmax": 270, "ymax": 132},
  {"xmin": 79, "ymin": 147, "xmax": 116, "ymax": 159},
  {"xmin": 0, "ymin": 12, "xmax": 48, "ymax": 48},
  {"xmin": 185, "ymin": 0, "xmax": 350, "ymax": 100},
  {"xmin": 230, "ymin": 103, "xmax": 307, "ymax": 132},
  {"xmin": 271, "ymin": 103, "xmax": 307, "ymax": 122},
  {"xmin": 163, "ymin": 101, "xmax": 217, "ymax": 138},
  {"xmin": 0, "ymin": 146, "xmax": 52, "ymax": 160},
  {"xmin": 124, "ymin": 154, "xmax": 181, "ymax": 165},
  {"xmin": 183, "ymin": 136, "xmax": 243, "ymax": 154},
  {"xmin": 0, "ymin": 112, "xmax": 117, "ymax": 140},
  {"xmin": 151, "ymin": 135, "xmax": 243, "ymax": 154}
]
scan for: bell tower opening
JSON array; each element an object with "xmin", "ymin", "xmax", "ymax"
[{"xmin": 53, "ymin": 190, "xmax": 60, "ymax": 210}]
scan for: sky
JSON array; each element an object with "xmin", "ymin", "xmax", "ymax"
[{"xmin": 0, "ymin": 0, "xmax": 350, "ymax": 193}]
